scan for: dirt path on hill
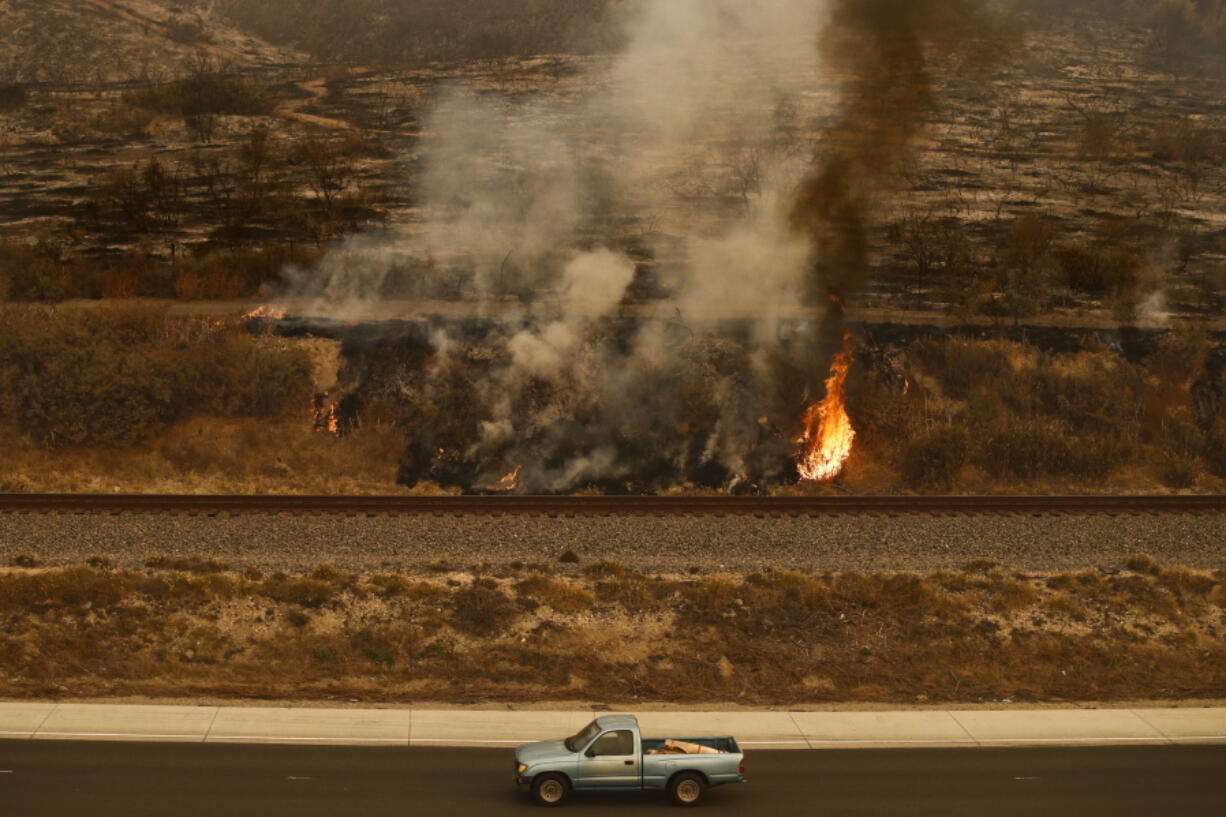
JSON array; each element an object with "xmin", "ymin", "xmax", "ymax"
[{"xmin": 276, "ymin": 76, "xmax": 356, "ymax": 131}]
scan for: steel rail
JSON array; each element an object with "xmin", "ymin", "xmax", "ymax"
[{"xmin": 0, "ymin": 494, "xmax": 1222, "ymax": 515}]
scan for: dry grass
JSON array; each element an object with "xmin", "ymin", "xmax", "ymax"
[
  {"xmin": 2, "ymin": 557, "xmax": 1222, "ymax": 705},
  {"xmin": 0, "ymin": 414, "xmax": 406, "ymax": 495},
  {"xmin": 848, "ymin": 334, "xmax": 1226, "ymax": 493}
]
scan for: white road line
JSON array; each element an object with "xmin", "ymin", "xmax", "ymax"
[
  {"xmin": 409, "ymin": 738, "xmax": 528, "ymax": 744},
  {"xmin": 804, "ymin": 738, "xmax": 979, "ymax": 745},
  {"xmin": 736, "ymin": 741, "xmax": 810, "ymax": 746},
  {"xmin": 207, "ymin": 735, "xmax": 407, "ymax": 743},
  {"xmin": 9, "ymin": 719, "xmax": 1224, "ymax": 748},
  {"xmin": 974, "ymin": 737, "xmax": 1171, "ymax": 744},
  {"xmin": 35, "ymin": 731, "xmax": 204, "ymax": 740}
]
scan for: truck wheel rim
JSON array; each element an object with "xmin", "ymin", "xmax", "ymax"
[
  {"xmin": 677, "ymin": 780, "xmax": 700, "ymax": 802},
  {"xmin": 540, "ymin": 780, "xmax": 563, "ymax": 802}
]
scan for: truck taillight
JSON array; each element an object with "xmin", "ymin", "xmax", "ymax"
[{"xmin": 739, "ymin": 760, "xmax": 745, "ymax": 775}]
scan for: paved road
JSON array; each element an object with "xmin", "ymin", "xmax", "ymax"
[{"xmin": 2, "ymin": 742, "xmax": 1223, "ymax": 816}]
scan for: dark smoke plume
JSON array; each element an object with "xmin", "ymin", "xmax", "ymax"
[{"xmin": 791, "ymin": 0, "xmax": 1009, "ymax": 302}]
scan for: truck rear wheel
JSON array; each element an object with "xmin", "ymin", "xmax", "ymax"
[
  {"xmin": 532, "ymin": 773, "xmax": 569, "ymax": 807},
  {"xmin": 669, "ymin": 772, "xmax": 706, "ymax": 807}
]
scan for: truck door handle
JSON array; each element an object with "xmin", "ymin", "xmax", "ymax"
[{"xmin": 624, "ymin": 760, "xmax": 635, "ymax": 766}]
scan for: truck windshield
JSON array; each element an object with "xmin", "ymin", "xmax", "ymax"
[{"xmin": 564, "ymin": 721, "xmax": 602, "ymax": 752}]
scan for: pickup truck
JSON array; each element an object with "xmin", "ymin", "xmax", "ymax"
[{"xmin": 514, "ymin": 714, "xmax": 746, "ymax": 807}]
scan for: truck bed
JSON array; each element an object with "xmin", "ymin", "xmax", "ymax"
[
  {"xmin": 640, "ymin": 736, "xmax": 743, "ymax": 790},
  {"xmin": 642, "ymin": 736, "xmax": 740, "ymax": 754}
]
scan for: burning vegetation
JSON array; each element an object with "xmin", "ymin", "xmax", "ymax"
[
  {"xmin": 2, "ymin": 1, "xmax": 1225, "ymax": 497},
  {"xmin": 798, "ymin": 330, "xmax": 857, "ymax": 482}
]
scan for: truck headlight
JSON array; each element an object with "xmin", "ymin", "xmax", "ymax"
[{"xmin": 518, "ymin": 764, "xmax": 528, "ymax": 774}]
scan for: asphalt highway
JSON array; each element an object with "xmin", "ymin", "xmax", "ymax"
[{"xmin": 2, "ymin": 742, "xmax": 1223, "ymax": 816}]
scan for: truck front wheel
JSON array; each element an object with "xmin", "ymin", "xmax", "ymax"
[
  {"xmin": 532, "ymin": 773, "xmax": 569, "ymax": 807},
  {"xmin": 668, "ymin": 772, "xmax": 706, "ymax": 807}
]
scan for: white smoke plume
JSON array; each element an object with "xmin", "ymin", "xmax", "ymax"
[{"xmin": 277, "ymin": 0, "xmax": 839, "ymax": 491}]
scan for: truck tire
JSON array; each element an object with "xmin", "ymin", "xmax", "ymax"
[
  {"xmin": 532, "ymin": 773, "xmax": 569, "ymax": 807},
  {"xmin": 668, "ymin": 772, "xmax": 706, "ymax": 807}
]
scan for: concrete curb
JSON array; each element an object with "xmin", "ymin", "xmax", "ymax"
[{"xmin": 1, "ymin": 703, "xmax": 1224, "ymax": 749}]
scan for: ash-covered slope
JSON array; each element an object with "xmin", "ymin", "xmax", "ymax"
[{"xmin": 0, "ymin": 0, "xmax": 302, "ymax": 84}]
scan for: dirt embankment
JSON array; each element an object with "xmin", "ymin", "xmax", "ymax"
[{"xmin": 2, "ymin": 558, "xmax": 1223, "ymax": 706}]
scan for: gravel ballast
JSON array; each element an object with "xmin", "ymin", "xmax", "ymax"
[{"xmin": 2, "ymin": 511, "xmax": 1223, "ymax": 572}]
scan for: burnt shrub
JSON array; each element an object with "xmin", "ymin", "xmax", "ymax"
[
  {"xmin": 0, "ymin": 84, "xmax": 27, "ymax": 112},
  {"xmin": 1055, "ymin": 245, "xmax": 1143, "ymax": 299},
  {"xmin": 450, "ymin": 579, "xmax": 519, "ymax": 636},
  {"xmin": 126, "ymin": 74, "xmax": 271, "ymax": 119},
  {"xmin": 902, "ymin": 425, "xmax": 971, "ymax": 489},
  {"xmin": 1205, "ymin": 426, "xmax": 1226, "ymax": 479}
]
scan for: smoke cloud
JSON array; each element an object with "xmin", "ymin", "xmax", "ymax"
[{"xmin": 276, "ymin": 0, "xmax": 1003, "ymax": 493}]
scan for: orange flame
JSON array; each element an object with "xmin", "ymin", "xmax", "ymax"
[
  {"xmin": 797, "ymin": 330, "xmax": 856, "ymax": 481},
  {"xmin": 497, "ymin": 465, "xmax": 523, "ymax": 490},
  {"xmin": 313, "ymin": 399, "xmax": 340, "ymax": 434},
  {"xmin": 243, "ymin": 305, "xmax": 287, "ymax": 320}
]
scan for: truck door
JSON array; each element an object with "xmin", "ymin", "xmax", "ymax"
[{"xmin": 576, "ymin": 729, "xmax": 639, "ymax": 789}]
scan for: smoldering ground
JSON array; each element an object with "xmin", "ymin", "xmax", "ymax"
[{"xmin": 271, "ymin": 0, "xmax": 1010, "ymax": 493}]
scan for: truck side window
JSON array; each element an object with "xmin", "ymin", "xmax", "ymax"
[{"xmin": 591, "ymin": 730, "xmax": 634, "ymax": 756}]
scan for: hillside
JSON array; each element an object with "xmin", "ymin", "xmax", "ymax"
[{"xmin": 0, "ymin": 0, "xmax": 302, "ymax": 84}]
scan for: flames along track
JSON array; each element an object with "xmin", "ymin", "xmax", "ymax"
[{"xmin": 0, "ymin": 494, "xmax": 1222, "ymax": 516}]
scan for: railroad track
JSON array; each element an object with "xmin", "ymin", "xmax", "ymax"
[{"xmin": 1, "ymin": 494, "xmax": 1222, "ymax": 516}]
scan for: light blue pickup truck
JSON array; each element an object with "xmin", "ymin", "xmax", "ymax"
[{"xmin": 514, "ymin": 714, "xmax": 746, "ymax": 807}]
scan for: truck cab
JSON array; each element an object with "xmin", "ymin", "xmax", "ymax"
[{"xmin": 514, "ymin": 714, "xmax": 745, "ymax": 807}]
